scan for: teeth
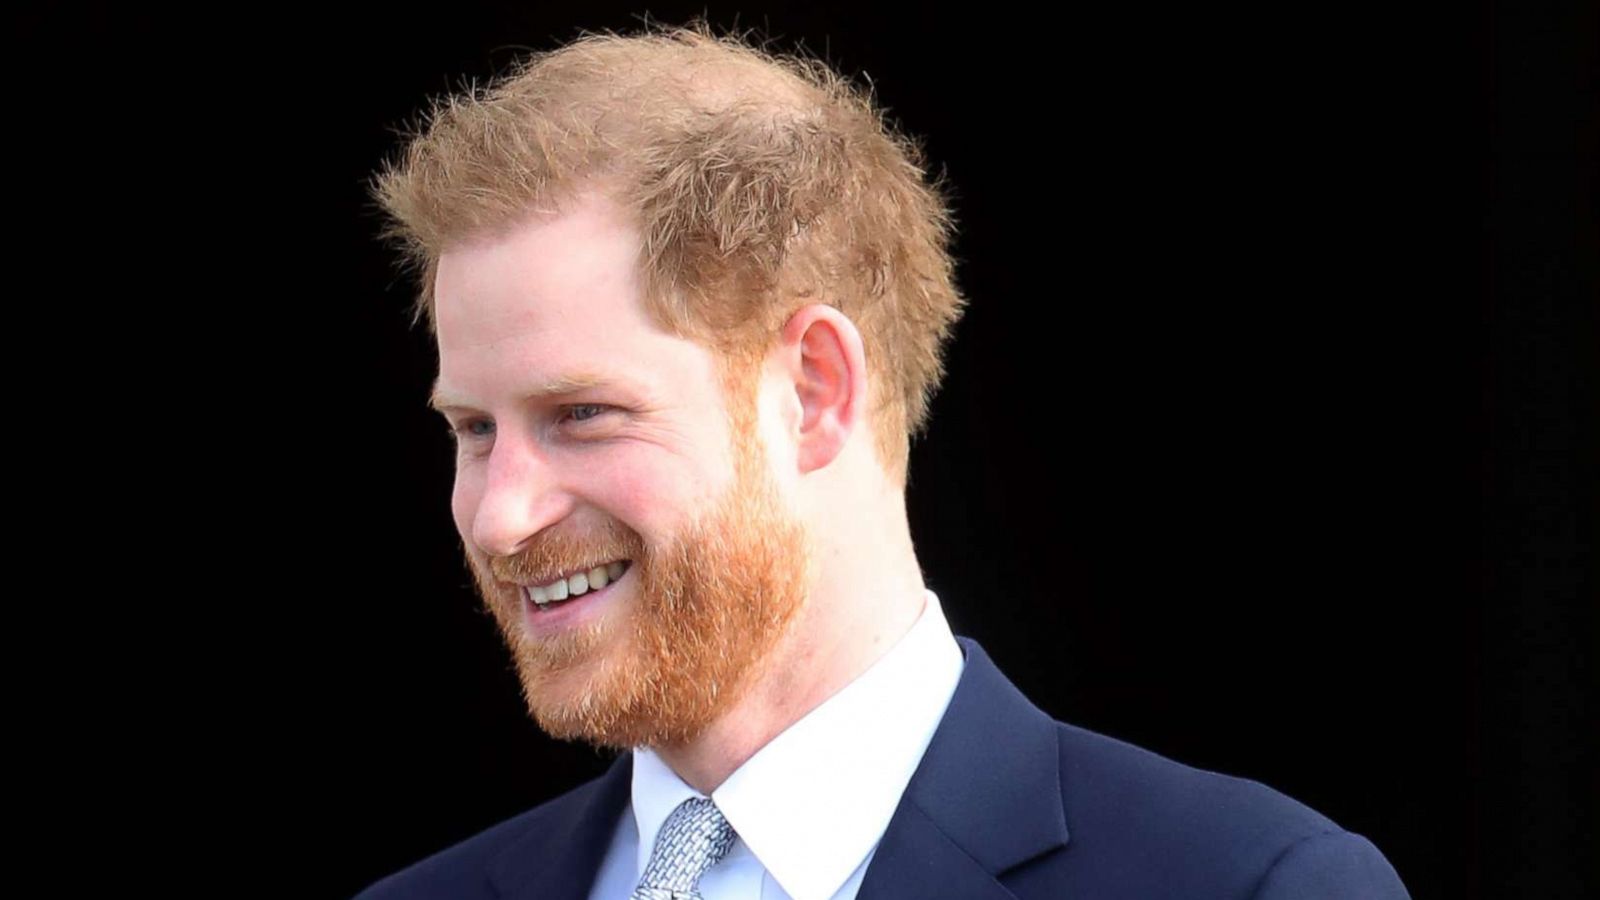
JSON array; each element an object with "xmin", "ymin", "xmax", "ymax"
[{"xmin": 527, "ymin": 560, "xmax": 631, "ymax": 610}]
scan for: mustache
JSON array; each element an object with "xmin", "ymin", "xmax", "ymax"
[{"xmin": 487, "ymin": 517, "xmax": 644, "ymax": 585}]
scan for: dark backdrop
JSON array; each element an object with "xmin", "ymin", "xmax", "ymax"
[{"xmin": 30, "ymin": 3, "xmax": 1593, "ymax": 898}]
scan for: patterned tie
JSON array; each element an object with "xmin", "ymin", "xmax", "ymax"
[{"xmin": 630, "ymin": 797, "xmax": 737, "ymax": 900}]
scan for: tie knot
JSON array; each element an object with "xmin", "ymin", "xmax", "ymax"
[{"xmin": 632, "ymin": 797, "xmax": 736, "ymax": 899}]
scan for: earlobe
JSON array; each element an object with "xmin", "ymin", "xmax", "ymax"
[{"xmin": 779, "ymin": 305, "xmax": 868, "ymax": 475}]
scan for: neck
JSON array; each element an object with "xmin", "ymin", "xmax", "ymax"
[{"xmin": 651, "ymin": 507, "xmax": 926, "ymax": 794}]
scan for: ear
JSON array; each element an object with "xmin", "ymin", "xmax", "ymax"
[{"xmin": 771, "ymin": 304, "xmax": 868, "ymax": 475}]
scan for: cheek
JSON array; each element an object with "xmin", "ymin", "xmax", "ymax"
[
  {"xmin": 584, "ymin": 453, "xmax": 721, "ymax": 534},
  {"xmin": 588, "ymin": 461, "xmax": 660, "ymax": 525},
  {"xmin": 450, "ymin": 475, "xmax": 480, "ymax": 540}
]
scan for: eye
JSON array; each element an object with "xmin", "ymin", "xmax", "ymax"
[
  {"xmin": 449, "ymin": 418, "xmax": 494, "ymax": 441},
  {"xmin": 565, "ymin": 404, "xmax": 607, "ymax": 423}
]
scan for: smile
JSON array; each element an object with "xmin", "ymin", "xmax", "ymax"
[{"xmin": 524, "ymin": 560, "xmax": 632, "ymax": 610}]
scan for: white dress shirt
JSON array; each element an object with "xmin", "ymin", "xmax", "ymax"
[{"xmin": 586, "ymin": 589, "xmax": 965, "ymax": 900}]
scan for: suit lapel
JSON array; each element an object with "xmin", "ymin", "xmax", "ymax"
[
  {"xmin": 857, "ymin": 638, "xmax": 1069, "ymax": 900},
  {"xmin": 477, "ymin": 639, "xmax": 1065, "ymax": 900},
  {"xmin": 487, "ymin": 753, "xmax": 634, "ymax": 900}
]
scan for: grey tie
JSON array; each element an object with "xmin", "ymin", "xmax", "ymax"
[{"xmin": 630, "ymin": 797, "xmax": 736, "ymax": 900}]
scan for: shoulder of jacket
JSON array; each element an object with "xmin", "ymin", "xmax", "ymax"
[{"xmin": 352, "ymin": 763, "xmax": 623, "ymax": 899}]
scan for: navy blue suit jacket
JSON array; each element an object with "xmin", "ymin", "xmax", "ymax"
[{"xmin": 356, "ymin": 638, "xmax": 1410, "ymax": 899}]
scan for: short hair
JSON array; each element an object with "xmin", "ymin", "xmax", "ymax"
[{"xmin": 372, "ymin": 23, "xmax": 966, "ymax": 479}]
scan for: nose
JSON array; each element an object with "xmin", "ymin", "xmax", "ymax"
[{"xmin": 466, "ymin": 436, "xmax": 575, "ymax": 558}]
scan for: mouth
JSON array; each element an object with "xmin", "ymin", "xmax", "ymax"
[{"xmin": 523, "ymin": 559, "xmax": 633, "ymax": 612}]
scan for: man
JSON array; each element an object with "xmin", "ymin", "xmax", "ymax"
[{"xmin": 359, "ymin": 25, "xmax": 1410, "ymax": 900}]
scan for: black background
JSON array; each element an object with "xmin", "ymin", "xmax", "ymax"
[{"xmin": 24, "ymin": 2, "xmax": 1593, "ymax": 897}]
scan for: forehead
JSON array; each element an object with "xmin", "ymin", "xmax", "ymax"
[
  {"xmin": 435, "ymin": 193, "xmax": 638, "ymax": 340},
  {"xmin": 430, "ymin": 194, "xmax": 720, "ymax": 406}
]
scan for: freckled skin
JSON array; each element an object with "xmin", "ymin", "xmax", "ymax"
[
  {"xmin": 433, "ymin": 188, "xmax": 931, "ymax": 793},
  {"xmin": 435, "ymin": 196, "xmax": 744, "ymax": 570},
  {"xmin": 434, "ymin": 190, "xmax": 809, "ymax": 751}
]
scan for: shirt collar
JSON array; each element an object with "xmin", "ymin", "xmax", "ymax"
[{"xmin": 629, "ymin": 589, "xmax": 965, "ymax": 900}]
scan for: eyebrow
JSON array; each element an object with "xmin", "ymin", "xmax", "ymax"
[{"xmin": 427, "ymin": 372, "xmax": 610, "ymax": 413}]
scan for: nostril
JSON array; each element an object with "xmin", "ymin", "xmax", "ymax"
[{"xmin": 471, "ymin": 493, "xmax": 577, "ymax": 559}]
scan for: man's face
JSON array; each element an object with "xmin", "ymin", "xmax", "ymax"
[{"xmin": 430, "ymin": 191, "xmax": 809, "ymax": 749}]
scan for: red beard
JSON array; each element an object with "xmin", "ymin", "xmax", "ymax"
[{"xmin": 466, "ymin": 404, "xmax": 810, "ymax": 749}]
